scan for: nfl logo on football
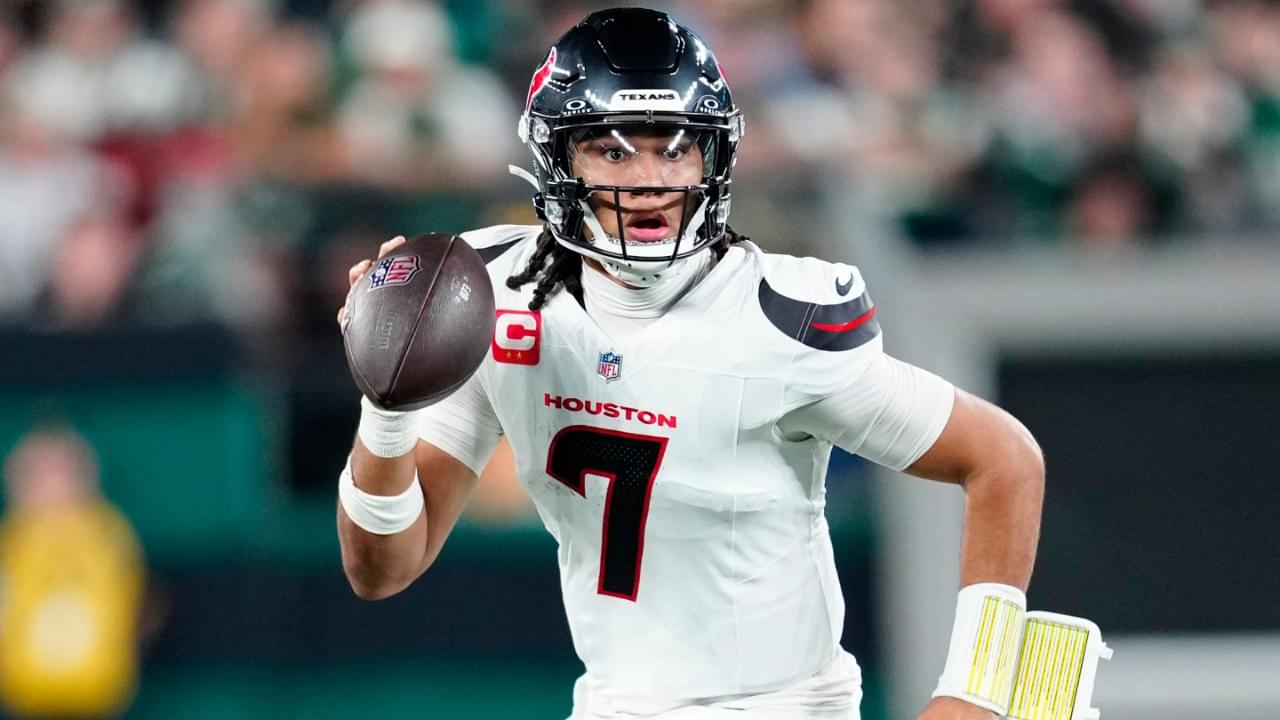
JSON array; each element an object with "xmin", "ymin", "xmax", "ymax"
[
  {"xmin": 597, "ymin": 351, "xmax": 622, "ymax": 383},
  {"xmin": 368, "ymin": 255, "xmax": 421, "ymax": 290}
]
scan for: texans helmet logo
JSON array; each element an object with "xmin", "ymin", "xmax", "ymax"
[{"xmin": 525, "ymin": 47, "xmax": 557, "ymax": 112}]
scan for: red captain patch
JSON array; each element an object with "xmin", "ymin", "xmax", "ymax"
[{"xmin": 493, "ymin": 310, "xmax": 541, "ymax": 365}]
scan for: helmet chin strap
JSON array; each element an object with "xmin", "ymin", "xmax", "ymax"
[
  {"xmin": 599, "ymin": 258, "xmax": 678, "ymax": 288},
  {"xmin": 508, "ymin": 164, "xmax": 540, "ymax": 189}
]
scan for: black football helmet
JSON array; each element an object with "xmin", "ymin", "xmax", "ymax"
[{"xmin": 516, "ymin": 7, "xmax": 744, "ymax": 281}]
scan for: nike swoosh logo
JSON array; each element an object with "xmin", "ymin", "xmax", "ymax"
[{"xmin": 835, "ymin": 274, "xmax": 854, "ymax": 296}]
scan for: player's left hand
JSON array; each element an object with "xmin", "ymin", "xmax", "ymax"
[
  {"xmin": 336, "ymin": 235, "xmax": 407, "ymax": 328},
  {"xmin": 916, "ymin": 696, "xmax": 998, "ymax": 720}
]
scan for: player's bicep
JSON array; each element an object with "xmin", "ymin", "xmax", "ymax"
[{"xmin": 902, "ymin": 388, "xmax": 1038, "ymax": 485}]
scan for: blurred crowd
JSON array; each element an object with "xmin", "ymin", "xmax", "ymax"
[
  {"xmin": 0, "ymin": 425, "xmax": 145, "ymax": 717},
  {"xmin": 1, "ymin": 0, "xmax": 1279, "ymax": 333}
]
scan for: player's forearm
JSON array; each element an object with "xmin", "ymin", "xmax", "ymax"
[
  {"xmin": 957, "ymin": 430, "xmax": 1044, "ymax": 590},
  {"xmin": 338, "ymin": 507, "xmax": 428, "ymax": 599},
  {"xmin": 337, "ymin": 444, "xmax": 429, "ymax": 600},
  {"xmin": 905, "ymin": 390, "xmax": 1045, "ymax": 589},
  {"xmin": 931, "ymin": 423, "xmax": 1046, "ymax": 718}
]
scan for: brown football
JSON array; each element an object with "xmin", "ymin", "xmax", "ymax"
[{"xmin": 342, "ymin": 233, "xmax": 495, "ymax": 411}]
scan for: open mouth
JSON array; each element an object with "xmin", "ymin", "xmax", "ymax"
[{"xmin": 624, "ymin": 211, "xmax": 673, "ymax": 243}]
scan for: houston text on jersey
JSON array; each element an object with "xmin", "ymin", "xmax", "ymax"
[{"xmin": 543, "ymin": 393, "xmax": 677, "ymax": 428}]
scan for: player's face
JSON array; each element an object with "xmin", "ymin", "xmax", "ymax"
[{"xmin": 570, "ymin": 127, "xmax": 705, "ymax": 244}]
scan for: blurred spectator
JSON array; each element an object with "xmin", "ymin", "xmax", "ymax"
[
  {"xmin": 1139, "ymin": 42, "xmax": 1248, "ymax": 171},
  {"xmin": 232, "ymin": 20, "xmax": 340, "ymax": 183},
  {"xmin": 335, "ymin": 0, "xmax": 517, "ymax": 190},
  {"xmin": 755, "ymin": 0, "xmax": 990, "ymax": 250},
  {"xmin": 0, "ymin": 14, "xmax": 19, "ymax": 77},
  {"xmin": 0, "ymin": 94, "xmax": 108, "ymax": 318},
  {"xmin": 1066, "ymin": 154, "xmax": 1154, "ymax": 249},
  {"xmin": 1210, "ymin": 1, "xmax": 1280, "ymax": 228},
  {"xmin": 172, "ymin": 0, "xmax": 273, "ymax": 123},
  {"xmin": 35, "ymin": 209, "xmax": 145, "ymax": 328},
  {"xmin": 1138, "ymin": 42, "xmax": 1251, "ymax": 234},
  {"xmin": 4, "ymin": 0, "xmax": 198, "ymax": 142},
  {"xmin": 974, "ymin": 8, "xmax": 1138, "ymax": 240},
  {"xmin": 0, "ymin": 426, "xmax": 145, "ymax": 718}
]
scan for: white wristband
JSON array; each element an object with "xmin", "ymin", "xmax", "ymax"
[
  {"xmin": 357, "ymin": 396, "xmax": 419, "ymax": 458},
  {"xmin": 933, "ymin": 582, "xmax": 1028, "ymax": 716},
  {"xmin": 338, "ymin": 455, "xmax": 424, "ymax": 535}
]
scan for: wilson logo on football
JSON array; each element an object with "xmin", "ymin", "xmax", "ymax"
[
  {"xmin": 493, "ymin": 310, "xmax": 541, "ymax": 365},
  {"xmin": 368, "ymin": 255, "xmax": 421, "ymax": 291}
]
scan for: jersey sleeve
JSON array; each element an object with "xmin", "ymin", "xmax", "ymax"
[
  {"xmin": 417, "ymin": 368, "xmax": 504, "ymax": 476},
  {"xmin": 759, "ymin": 254, "xmax": 954, "ymax": 471},
  {"xmin": 778, "ymin": 352, "xmax": 955, "ymax": 471}
]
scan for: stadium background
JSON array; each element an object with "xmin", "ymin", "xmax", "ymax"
[{"xmin": 1, "ymin": 0, "xmax": 1278, "ymax": 717}]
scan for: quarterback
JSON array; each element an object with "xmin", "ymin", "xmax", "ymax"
[{"xmin": 337, "ymin": 9, "xmax": 1045, "ymax": 720}]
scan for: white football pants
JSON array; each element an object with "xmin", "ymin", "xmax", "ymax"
[{"xmin": 569, "ymin": 648, "xmax": 862, "ymax": 720}]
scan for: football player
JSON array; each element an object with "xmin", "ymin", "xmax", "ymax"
[{"xmin": 337, "ymin": 8, "xmax": 1044, "ymax": 720}]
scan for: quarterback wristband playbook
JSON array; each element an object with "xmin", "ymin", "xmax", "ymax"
[
  {"xmin": 934, "ymin": 583, "xmax": 1114, "ymax": 720},
  {"xmin": 1005, "ymin": 611, "xmax": 1113, "ymax": 720},
  {"xmin": 338, "ymin": 455, "xmax": 424, "ymax": 535},
  {"xmin": 357, "ymin": 396, "xmax": 419, "ymax": 458},
  {"xmin": 935, "ymin": 583, "xmax": 1028, "ymax": 715}
]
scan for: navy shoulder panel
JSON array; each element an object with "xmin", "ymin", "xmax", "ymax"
[
  {"xmin": 477, "ymin": 238, "xmax": 522, "ymax": 265},
  {"xmin": 757, "ymin": 277, "xmax": 880, "ymax": 352}
]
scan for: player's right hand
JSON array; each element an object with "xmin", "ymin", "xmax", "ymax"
[{"xmin": 336, "ymin": 235, "xmax": 407, "ymax": 328}]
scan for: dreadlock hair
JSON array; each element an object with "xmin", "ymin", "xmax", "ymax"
[
  {"xmin": 504, "ymin": 228, "xmax": 581, "ymax": 311},
  {"xmin": 506, "ymin": 226, "xmax": 750, "ymax": 311}
]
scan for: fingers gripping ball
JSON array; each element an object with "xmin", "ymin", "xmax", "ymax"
[{"xmin": 342, "ymin": 234, "xmax": 495, "ymax": 410}]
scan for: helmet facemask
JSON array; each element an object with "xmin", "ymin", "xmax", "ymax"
[
  {"xmin": 513, "ymin": 8, "xmax": 743, "ymax": 286},
  {"xmin": 530, "ymin": 121, "xmax": 735, "ymax": 285},
  {"xmin": 522, "ymin": 116, "xmax": 737, "ymax": 281}
]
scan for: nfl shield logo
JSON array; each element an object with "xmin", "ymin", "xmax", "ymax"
[
  {"xmin": 368, "ymin": 255, "xmax": 421, "ymax": 291},
  {"xmin": 597, "ymin": 351, "xmax": 622, "ymax": 383}
]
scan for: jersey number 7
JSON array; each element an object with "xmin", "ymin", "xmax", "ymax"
[{"xmin": 546, "ymin": 425, "xmax": 668, "ymax": 601}]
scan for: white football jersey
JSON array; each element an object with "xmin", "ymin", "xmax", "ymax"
[{"xmin": 419, "ymin": 224, "xmax": 954, "ymax": 716}]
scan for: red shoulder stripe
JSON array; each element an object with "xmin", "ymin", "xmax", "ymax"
[{"xmin": 810, "ymin": 307, "xmax": 877, "ymax": 333}]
